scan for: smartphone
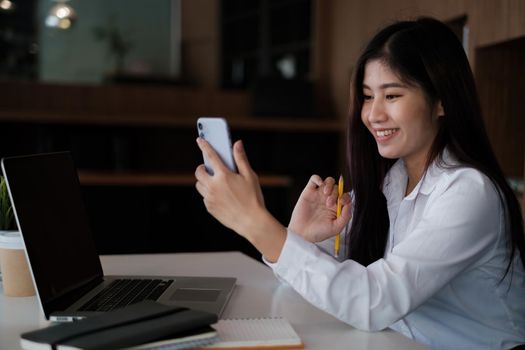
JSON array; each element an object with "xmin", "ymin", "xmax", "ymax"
[{"xmin": 197, "ymin": 117, "xmax": 237, "ymax": 175}]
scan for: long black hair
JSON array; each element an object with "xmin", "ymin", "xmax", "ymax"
[{"xmin": 346, "ymin": 17, "xmax": 525, "ymax": 275}]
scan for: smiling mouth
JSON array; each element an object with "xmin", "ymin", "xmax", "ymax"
[{"xmin": 375, "ymin": 129, "xmax": 399, "ymax": 137}]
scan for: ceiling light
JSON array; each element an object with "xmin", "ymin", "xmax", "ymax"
[
  {"xmin": 45, "ymin": 0, "xmax": 76, "ymax": 30},
  {"xmin": 0, "ymin": 0, "xmax": 15, "ymax": 12}
]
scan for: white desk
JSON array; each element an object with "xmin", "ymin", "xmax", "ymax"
[{"xmin": 0, "ymin": 252, "xmax": 428, "ymax": 350}]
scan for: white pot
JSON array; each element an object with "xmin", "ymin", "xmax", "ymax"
[
  {"xmin": 0, "ymin": 230, "xmax": 35, "ymax": 297},
  {"xmin": 0, "ymin": 230, "xmax": 24, "ymax": 250}
]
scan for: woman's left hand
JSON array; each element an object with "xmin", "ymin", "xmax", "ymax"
[{"xmin": 288, "ymin": 175, "xmax": 352, "ymax": 242}]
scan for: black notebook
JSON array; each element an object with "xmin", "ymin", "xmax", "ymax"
[{"xmin": 20, "ymin": 301, "xmax": 218, "ymax": 350}]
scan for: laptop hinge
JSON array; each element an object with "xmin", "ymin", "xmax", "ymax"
[{"xmin": 44, "ymin": 275, "xmax": 104, "ymax": 315}]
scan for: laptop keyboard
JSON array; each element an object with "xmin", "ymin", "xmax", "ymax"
[{"xmin": 78, "ymin": 279, "xmax": 174, "ymax": 312}]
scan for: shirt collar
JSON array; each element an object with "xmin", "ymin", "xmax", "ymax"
[{"xmin": 386, "ymin": 148, "xmax": 459, "ymax": 200}]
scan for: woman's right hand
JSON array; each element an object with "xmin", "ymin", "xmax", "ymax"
[{"xmin": 288, "ymin": 175, "xmax": 352, "ymax": 242}]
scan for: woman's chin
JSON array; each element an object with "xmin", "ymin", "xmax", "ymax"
[{"xmin": 377, "ymin": 147, "xmax": 400, "ymax": 160}]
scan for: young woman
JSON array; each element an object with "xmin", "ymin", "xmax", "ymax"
[{"xmin": 195, "ymin": 17, "xmax": 525, "ymax": 350}]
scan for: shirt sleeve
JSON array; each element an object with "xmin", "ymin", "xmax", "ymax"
[
  {"xmin": 314, "ymin": 223, "xmax": 350, "ymax": 261},
  {"xmin": 265, "ymin": 170, "xmax": 502, "ymax": 331}
]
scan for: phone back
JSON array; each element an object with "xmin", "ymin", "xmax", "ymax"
[{"xmin": 197, "ymin": 117, "xmax": 237, "ymax": 174}]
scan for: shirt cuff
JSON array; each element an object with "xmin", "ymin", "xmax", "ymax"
[{"xmin": 263, "ymin": 229, "xmax": 319, "ymax": 282}]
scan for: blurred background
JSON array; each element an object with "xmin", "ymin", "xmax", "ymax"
[{"xmin": 0, "ymin": 0, "xmax": 523, "ymax": 259}]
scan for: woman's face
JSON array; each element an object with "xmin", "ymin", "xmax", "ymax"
[{"xmin": 361, "ymin": 59, "xmax": 442, "ymax": 168}]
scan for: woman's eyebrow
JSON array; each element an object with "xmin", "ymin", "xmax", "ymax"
[{"xmin": 362, "ymin": 82, "xmax": 408, "ymax": 90}]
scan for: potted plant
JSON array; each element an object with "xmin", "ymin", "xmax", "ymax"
[
  {"xmin": 0, "ymin": 175, "xmax": 16, "ymax": 232},
  {"xmin": 0, "ymin": 175, "xmax": 34, "ymax": 296}
]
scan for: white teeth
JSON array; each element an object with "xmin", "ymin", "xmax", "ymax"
[{"xmin": 376, "ymin": 129, "xmax": 397, "ymax": 137}]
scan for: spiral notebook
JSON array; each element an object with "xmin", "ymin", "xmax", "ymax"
[{"xmin": 200, "ymin": 317, "xmax": 304, "ymax": 349}]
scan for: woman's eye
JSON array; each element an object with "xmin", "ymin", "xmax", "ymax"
[
  {"xmin": 363, "ymin": 95, "xmax": 373, "ymax": 101},
  {"xmin": 386, "ymin": 94, "xmax": 400, "ymax": 100}
]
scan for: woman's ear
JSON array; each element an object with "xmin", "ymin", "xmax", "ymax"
[{"xmin": 435, "ymin": 101, "xmax": 445, "ymax": 118}]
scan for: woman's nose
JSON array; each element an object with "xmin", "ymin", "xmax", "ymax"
[{"xmin": 366, "ymin": 99, "xmax": 387, "ymax": 123}]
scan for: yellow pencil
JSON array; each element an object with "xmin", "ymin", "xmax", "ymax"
[{"xmin": 334, "ymin": 175, "xmax": 344, "ymax": 257}]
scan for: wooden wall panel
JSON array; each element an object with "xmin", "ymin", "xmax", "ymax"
[
  {"xmin": 471, "ymin": 0, "xmax": 525, "ymax": 48},
  {"xmin": 476, "ymin": 38, "xmax": 525, "ymax": 178},
  {"xmin": 181, "ymin": 0, "xmax": 220, "ymax": 88},
  {"xmin": 0, "ymin": 81, "xmax": 250, "ymax": 119},
  {"xmin": 508, "ymin": 0, "xmax": 525, "ymax": 40},
  {"xmin": 312, "ymin": 0, "xmax": 334, "ymax": 116}
]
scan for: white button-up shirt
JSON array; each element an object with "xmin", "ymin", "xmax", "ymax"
[{"xmin": 265, "ymin": 152, "xmax": 525, "ymax": 350}]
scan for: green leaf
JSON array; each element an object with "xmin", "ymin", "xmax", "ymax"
[{"xmin": 0, "ymin": 176, "xmax": 14, "ymax": 230}]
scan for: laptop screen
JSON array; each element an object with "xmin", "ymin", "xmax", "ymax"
[{"xmin": 1, "ymin": 152, "xmax": 103, "ymax": 315}]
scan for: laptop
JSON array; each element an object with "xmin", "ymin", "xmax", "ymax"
[{"xmin": 1, "ymin": 152, "xmax": 236, "ymax": 322}]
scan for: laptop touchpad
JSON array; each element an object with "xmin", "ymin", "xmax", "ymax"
[{"xmin": 170, "ymin": 288, "xmax": 221, "ymax": 302}]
